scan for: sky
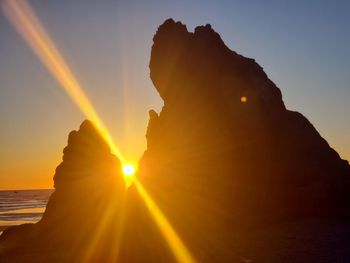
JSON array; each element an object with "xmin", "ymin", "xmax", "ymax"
[{"xmin": 0, "ymin": 0, "xmax": 349, "ymax": 190}]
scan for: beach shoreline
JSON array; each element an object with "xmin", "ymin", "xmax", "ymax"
[{"xmin": 0, "ymin": 189, "xmax": 52, "ymax": 235}]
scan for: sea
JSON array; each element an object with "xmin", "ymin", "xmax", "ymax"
[{"xmin": 0, "ymin": 189, "xmax": 53, "ymax": 235}]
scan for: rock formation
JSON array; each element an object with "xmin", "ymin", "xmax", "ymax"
[
  {"xmin": 0, "ymin": 121, "xmax": 127, "ymax": 262},
  {"xmin": 0, "ymin": 120, "xmax": 174, "ymax": 262},
  {"xmin": 1, "ymin": 19, "xmax": 350, "ymax": 263},
  {"xmin": 137, "ymin": 18, "xmax": 350, "ymax": 261}
]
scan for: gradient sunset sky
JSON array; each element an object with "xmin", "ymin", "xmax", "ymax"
[{"xmin": 0, "ymin": 0, "xmax": 349, "ymax": 189}]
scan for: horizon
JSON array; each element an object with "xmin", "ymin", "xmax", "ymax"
[{"xmin": 1, "ymin": 0, "xmax": 350, "ymax": 190}]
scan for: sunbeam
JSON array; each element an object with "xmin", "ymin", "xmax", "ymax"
[
  {"xmin": 1, "ymin": 1, "xmax": 196, "ymax": 262},
  {"xmin": 135, "ymin": 179, "xmax": 197, "ymax": 263},
  {"xmin": 1, "ymin": 0, "xmax": 126, "ymax": 166}
]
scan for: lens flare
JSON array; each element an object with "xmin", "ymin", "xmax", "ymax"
[
  {"xmin": 1, "ymin": 0, "xmax": 126, "ymax": 165},
  {"xmin": 134, "ymin": 179, "xmax": 196, "ymax": 263},
  {"xmin": 2, "ymin": 1, "xmax": 196, "ymax": 262}
]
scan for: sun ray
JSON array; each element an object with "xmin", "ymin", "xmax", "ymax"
[
  {"xmin": 82, "ymin": 193, "xmax": 127, "ymax": 262},
  {"xmin": 1, "ymin": 0, "xmax": 126, "ymax": 166},
  {"xmin": 134, "ymin": 179, "xmax": 196, "ymax": 263},
  {"xmin": 1, "ymin": 1, "xmax": 196, "ymax": 262}
]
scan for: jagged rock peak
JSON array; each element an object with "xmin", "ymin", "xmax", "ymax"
[
  {"xmin": 144, "ymin": 19, "xmax": 350, "ymax": 230},
  {"xmin": 53, "ymin": 120, "xmax": 122, "ymax": 189},
  {"xmin": 154, "ymin": 19, "xmax": 223, "ymax": 45},
  {"xmin": 150, "ymin": 18, "xmax": 284, "ymax": 113}
]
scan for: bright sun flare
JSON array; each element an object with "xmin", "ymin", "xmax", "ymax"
[
  {"xmin": 2, "ymin": 1, "xmax": 196, "ymax": 262},
  {"xmin": 122, "ymin": 164, "xmax": 136, "ymax": 177}
]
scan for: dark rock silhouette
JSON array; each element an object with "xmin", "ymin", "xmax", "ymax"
[
  {"xmin": 141, "ymin": 18, "xmax": 350, "ymax": 222},
  {"xmin": 138, "ymin": 19, "xmax": 350, "ymax": 261},
  {"xmin": 1, "ymin": 19, "xmax": 350, "ymax": 262},
  {"xmin": 0, "ymin": 121, "xmax": 127, "ymax": 262},
  {"xmin": 0, "ymin": 120, "xmax": 173, "ymax": 262}
]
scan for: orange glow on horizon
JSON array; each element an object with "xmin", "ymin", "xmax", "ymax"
[{"xmin": 240, "ymin": 96, "xmax": 247, "ymax": 102}]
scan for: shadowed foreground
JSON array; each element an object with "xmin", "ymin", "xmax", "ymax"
[{"xmin": 0, "ymin": 19, "xmax": 349, "ymax": 262}]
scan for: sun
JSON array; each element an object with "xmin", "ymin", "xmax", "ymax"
[
  {"xmin": 122, "ymin": 164, "xmax": 136, "ymax": 177},
  {"xmin": 122, "ymin": 164, "xmax": 136, "ymax": 187}
]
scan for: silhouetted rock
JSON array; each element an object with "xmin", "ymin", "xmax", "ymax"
[
  {"xmin": 0, "ymin": 121, "xmax": 126, "ymax": 262},
  {"xmin": 138, "ymin": 19, "xmax": 350, "ymax": 261},
  {"xmin": 0, "ymin": 120, "xmax": 174, "ymax": 263},
  {"xmin": 1, "ymin": 19, "xmax": 350, "ymax": 263}
]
